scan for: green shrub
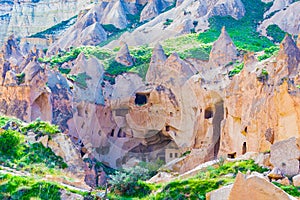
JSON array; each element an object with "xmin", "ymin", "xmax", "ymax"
[
  {"xmin": 257, "ymin": 69, "xmax": 269, "ymax": 82},
  {"xmin": 228, "ymin": 63, "xmax": 244, "ymax": 78},
  {"xmin": 258, "ymin": 45, "xmax": 279, "ymax": 61},
  {"xmin": 0, "ymin": 130, "xmax": 24, "ymax": 156},
  {"xmin": 138, "ymin": 159, "xmax": 164, "ymax": 177},
  {"xmin": 163, "ymin": 19, "xmax": 174, "ymax": 26},
  {"xmin": 109, "ymin": 166, "xmax": 151, "ymax": 197},
  {"xmin": 21, "ymin": 119, "xmax": 60, "ymax": 137},
  {"xmin": 16, "ymin": 73, "xmax": 25, "ymax": 85}
]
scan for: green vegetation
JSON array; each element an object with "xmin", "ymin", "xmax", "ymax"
[
  {"xmin": 0, "ymin": 117, "xmax": 67, "ymax": 174},
  {"xmin": 198, "ymin": 0, "xmax": 274, "ymax": 52},
  {"xmin": 67, "ymin": 72, "xmax": 92, "ymax": 89},
  {"xmin": 0, "ymin": 130, "xmax": 24, "ymax": 156},
  {"xmin": 296, "ymin": 85, "xmax": 300, "ymax": 89},
  {"xmin": 162, "ymin": 34, "xmax": 212, "ymax": 60},
  {"xmin": 258, "ymin": 45, "xmax": 280, "ymax": 61},
  {"xmin": 273, "ymin": 182, "xmax": 300, "ymax": 197},
  {"xmin": 21, "ymin": 119, "xmax": 60, "ymax": 137},
  {"xmin": 257, "ymin": 68, "xmax": 269, "ymax": 82},
  {"xmin": 163, "ymin": 18, "xmax": 174, "ymax": 26},
  {"xmin": 228, "ymin": 62, "xmax": 244, "ymax": 78},
  {"xmin": 108, "ymin": 159, "xmax": 268, "ymax": 199},
  {"xmin": 16, "ymin": 73, "xmax": 25, "ymax": 85},
  {"xmin": 0, "ymin": 173, "xmax": 88, "ymax": 199},
  {"xmin": 266, "ymin": 24, "xmax": 286, "ymax": 43},
  {"xmin": 109, "ymin": 166, "xmax": 152, "ymax": 197},
  {"xmin": 0, "ymin": 116, "xmax": 22, "ymax": 128}
]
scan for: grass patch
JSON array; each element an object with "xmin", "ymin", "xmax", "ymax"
[
  {"xmin": 162, "ymin": 33, "xmax": 212, "ymax": 60},
  {"xmin": 108, "ymin": 159, "xmax": 268, "ymax": 199},
  {"xmin": 273, "ymin": 182, "xmax": 300, "ymax": 197},
  {"xmin": 0, "ymin": 173, "xmax": 88, "ymax": 199},
  {"xmin": 198, "ymin": 0, "xmax": 274, "ymax": 52}
]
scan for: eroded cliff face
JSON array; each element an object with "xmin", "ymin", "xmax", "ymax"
[
  {"xmin": 220, "ymin": 35, "xmax": 300, "ymax": 158},
  {"xmin": 0, "ymin": 0, "xmax": 92, "ymax": 45}
]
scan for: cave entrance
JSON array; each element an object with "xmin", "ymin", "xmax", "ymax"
[
  {"xmin": 134, "ymin": 93, "xmax": 148, "ymax": 106},
  {"xmin": 31, "ymin": 93, "xmax": 51, "ymax": 121},
  {"xmin": 242, "ymin": 142, "xmax": 247, "ymax": 155}
]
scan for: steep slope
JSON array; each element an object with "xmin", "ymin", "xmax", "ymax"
[
  {"xmin": 106, "ymin": 0, "xmax": 245, "ymax": 47},
  {"xmin": 259, "ymin": 1, "xmax": 300, "ymax": 36},
  {"xmin": 0, "ymin": 0, "xmax": 92, "ymax": 45}
]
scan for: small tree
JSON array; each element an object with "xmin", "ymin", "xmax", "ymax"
[
  {"xmin": 0, "ymin": 129, "xmax": 24, "ymax": 156},
  {"xmin": 109, "ymin": 166, "xmax": 151, "ymax": 197}
]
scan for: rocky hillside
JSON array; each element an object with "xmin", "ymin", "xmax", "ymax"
[{"xmin": 0, "ymin": 0, "xmax": 300, "ymax": 199}]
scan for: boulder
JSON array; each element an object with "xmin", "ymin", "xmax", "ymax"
[
  {"xmin": 48, "ymin": 133, "xmax": 85, "ymax": 175},
  {"xmin": 270, "ymin": 137, "xmax": 300, "ymax": 176},
  {"xmin": 206, "ymin": 184, "xmax": 233, "ymax": 200},
  {"xmin": 292, "ymin": 174, "xmax": 300, "ymax": 187},
  {"xmin": 228, "ymin": 172, "xmax": 297, "ymax": 200}
]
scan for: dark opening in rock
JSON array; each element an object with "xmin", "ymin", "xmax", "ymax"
[
  {"xmin": 166, "ymin": 126, "xmax": 170, "ymax": 131},
  {"xmin": 204, "ymin": 107, "xmax": 213, "ymax": 119},
  {"xmin": 242, "ymin": 142, "xmax": 247, "ymax": 155},
  {"xmin": 135, "ymin": 93, "xmax": 148, "ymax": 105},
  {"xmin": 110, "ymin": 129, "xmax": 115, "ymax": 137},
  {"xmin": 244, "ymin": 127, "xmax": 248, "ymax": 133},
  {"xmin": 227, "ymin": 152, "xmax": 236, "ymax": 159}
]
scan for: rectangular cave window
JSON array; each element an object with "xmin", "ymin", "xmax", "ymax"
[
  {"xmin": 175, "ymin": 153, "xmax": 178, "ymax": 158},
  {"xmin": 170, "ymin": 153, "xmax": 173, "ymax": 158},
  {"xmin": 135, "ymin": 93, "xmax": 148, "ymax": 106}
]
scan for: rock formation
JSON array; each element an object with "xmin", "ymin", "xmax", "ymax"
[
  {"xmin": 209, "ymin": 26, "xmax": 238, "ymax": 66},
  {"xmin": 106, "ymin": 0, "xmax": 246, "ymax": 47},
  {"xmin": 0, "ymin": 0, "xmax": 91, "ymax": 45},
  {"xmin": 259, "ymin": 1, "xmax": 300, "ymax": 36},
  {"xmin": 47, "ymin": 4, "xmax": 108, "ymax": 54},
  {"xmin": 115, "ymin": 43, "xmax": 134, "ymax": 66},
  {"xmin": 228, "ymin": 172, "xmax": 297, "ymax": 200},
  {"xmin": 139, "ymin": 0, "xmax": 172, "ymax": 22}
]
